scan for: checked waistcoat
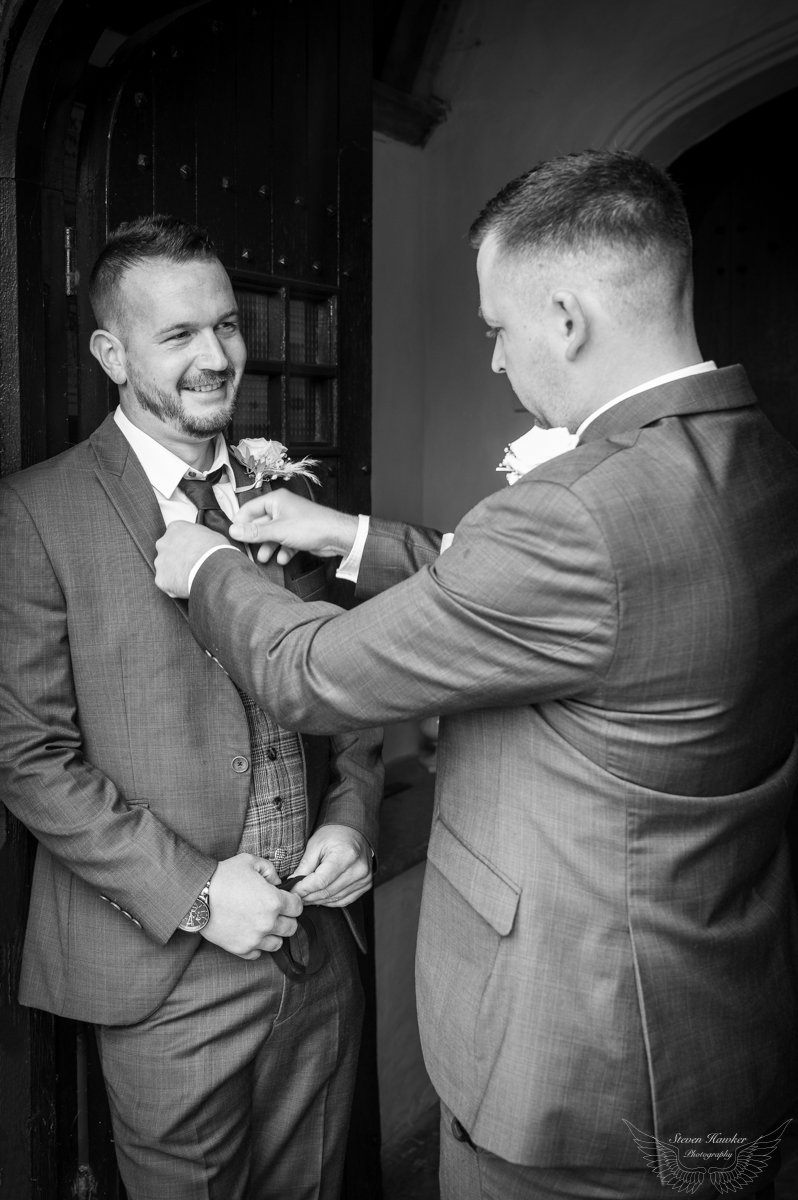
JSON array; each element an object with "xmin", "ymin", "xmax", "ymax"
[{"xmin": 179, "ymin": 465, "xmax": 306, "ymax": 876}]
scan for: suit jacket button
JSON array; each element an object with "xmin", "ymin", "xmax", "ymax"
[
  {"xmin": 231, "ymin": 756, "xmax": 250, "ymax": 773},
  {"xmin": 132, "ymin": 919, "xmax": 142, "ymax": 928}
]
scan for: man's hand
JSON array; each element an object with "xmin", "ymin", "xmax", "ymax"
[
  {"xmin": 289, "ymin": 825, "xmax": 373, "ymax": 907},
  {"xmin": 202, "ymin": 854, "xmax": 303, "ymax": 960},
  {"xmin": 229, "ymin": 491, "xmax": 358, "ymax": 565},
  {"xmin": 154, "ymin": 521, "xmax": 232, "ymax": 598}
]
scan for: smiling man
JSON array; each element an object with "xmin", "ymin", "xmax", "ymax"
[{"xmin": 0, "ymin": 215, "xmax": 382, "ymax": 1199}]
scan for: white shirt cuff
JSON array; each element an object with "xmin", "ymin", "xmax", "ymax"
[
  {"xmin": 336, "ymin": 514, "xmax": 370, "ymax": 582},
  {"xmin": 187, "ymin": 545, "xmax": 240, "ymax": 594}
]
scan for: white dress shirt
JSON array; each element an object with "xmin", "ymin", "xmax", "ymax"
[
  {"xmin": 338, "ymin": 361, "xmax": 718, "ymax": 581},
  {"xmin": 114, "ymin": 408, "xmax": 244, "ymax": 585}
]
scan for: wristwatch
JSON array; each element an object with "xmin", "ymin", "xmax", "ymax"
[{"xmin": 178, "ymin": 878, "xmax": 212, "ymax": 932}]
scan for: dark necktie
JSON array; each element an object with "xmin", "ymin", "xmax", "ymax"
[{"xmin": 177, "ymin": 466, "xmax": 233, "ymax": 541}]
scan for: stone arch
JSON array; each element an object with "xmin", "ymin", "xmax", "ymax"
[{"xmin": 603, "ymin": 11, "xmax": 798, "ymax": 165}]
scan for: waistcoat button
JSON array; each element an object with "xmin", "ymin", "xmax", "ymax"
[
  {"xmin": 231, "ymin": 756, "xmax": 250, "ymax": 773},
  {"xmin": 268, "ymin": 747, "xmax": 278, "ymax": 761}
]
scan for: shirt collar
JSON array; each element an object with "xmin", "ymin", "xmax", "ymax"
[
  {"xmin": 114, "ymin": 407, "xmax": 233, "ymax": 499},
  {"xmin": 575, "ymin": 362, "xmax": 717, "ymax": 440}
]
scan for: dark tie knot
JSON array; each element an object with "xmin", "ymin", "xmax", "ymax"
[
  {"xmin": 178, "ymin": 467, "xmax": 233, "ymax": 539},
  {"xmin": 178, "ymin": 466, "xmax": 228, "ymax": 513}
]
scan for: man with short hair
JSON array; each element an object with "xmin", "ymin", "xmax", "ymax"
[
  {"xmin": 0, "ymin": 214, "xmax": 382, "ymax": 1200},
  {"xmin": 156, "ymin": 152, "xmax": 798, "ymax": 1199}
]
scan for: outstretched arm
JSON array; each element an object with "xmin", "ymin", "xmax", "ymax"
[{"xmin": 158, "ymin": 478, "xmax": 616, "ymax": 735}]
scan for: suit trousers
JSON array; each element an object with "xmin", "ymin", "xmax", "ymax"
[
  {"xmin": 95, "ymin": 909, "xmax": 363, "ymax": 1200},
  {"xmin": 439, "ymin": 1105, "xmax": 778, "ymax": 1200}
]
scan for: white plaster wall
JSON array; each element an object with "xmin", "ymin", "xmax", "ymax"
[{"xmin": 372, "ymin": 0, "xmax": 798, "ymax": 531}]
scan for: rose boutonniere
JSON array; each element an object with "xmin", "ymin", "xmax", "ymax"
[
  {"xmin": 230, "ymin": 438, "xmax": 321, "ymax": 493},
  {"xmin": 496, "ymin": 425, "xmax": 579, "ymax": 485}
]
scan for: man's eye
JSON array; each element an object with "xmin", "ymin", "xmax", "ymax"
[
  {"xmin": 168, "ymin": 330, "xmax": 190, "ymax": 342},
  {"xmin": 218, "ymin": 322, "xmax": 240, "ymax": 334}
]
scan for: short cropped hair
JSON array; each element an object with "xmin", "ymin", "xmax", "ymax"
[
  {"xmin": 89, "ymin": 214, "xmax": 217, "ymax": 329},
  {"xmin": 470, "ymin": 149, "xmax": 692, "ymax": 276}
]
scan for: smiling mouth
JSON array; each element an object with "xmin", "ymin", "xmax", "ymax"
[{"xmin": 181, "ymin": 380, "xmax": 228, "ymax": 395}]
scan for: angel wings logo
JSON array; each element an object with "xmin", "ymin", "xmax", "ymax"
[{"xmin": 623, "ymin": 1118, "xmax": 790, "ymax": 1194}]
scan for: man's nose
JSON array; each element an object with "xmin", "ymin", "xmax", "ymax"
[
  {"xmin": 491, "ymin": 339, "xmax": 505, "ymax": 374},
  {"xmin": 194, "ymin": 329, "xmax": 229, "ymax": 371}
]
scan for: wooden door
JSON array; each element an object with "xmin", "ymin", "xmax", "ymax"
[
  {"xmin": 2, "ymin": 1, "xmax": 376, "ymax": 1195},
  {"xmin": 71, "ymin": 0, "xmax": 373, "ymax": 516},
  {"xmin": 669, "ymin": 85, "xmax": 798, "ymax": 449}
]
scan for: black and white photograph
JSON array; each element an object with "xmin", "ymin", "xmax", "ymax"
[{"xmin": 1, "ymin": 2, "xmax": 798, "ymax": 1198}]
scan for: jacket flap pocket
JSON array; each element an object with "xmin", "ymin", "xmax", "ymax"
[{"xmin": 426, "ymin": 817, "xmax": 520, "ymax": 935}]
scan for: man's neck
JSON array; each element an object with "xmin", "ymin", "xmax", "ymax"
[
  {"xmin": 568, "ymin": 339, "xmax": 705, "ymax": 431},
  {"xmin": 118, "ymin": 401, "xmax": 217, "ymax": 471}
]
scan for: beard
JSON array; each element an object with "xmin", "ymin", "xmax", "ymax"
[{"xmin": 127, "ymin": 365, "xmax": 238, "ymax": 438}]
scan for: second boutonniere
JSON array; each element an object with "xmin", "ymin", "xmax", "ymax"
[
  {"xmin": 230, "ymin": 437, "xmax": 321, "ymax": 493},
  {"xmin": 496, "ymin": 425, "xmax": 579, "ymax": 485}
]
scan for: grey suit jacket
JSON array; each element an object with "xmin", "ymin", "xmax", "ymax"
[
  {"xmin": 188, "ymin": 366, "xmax": 798, "ymax": 1167},
  {"xmin": 0, "ymin": 414, "xmax": 382, "ymax": 1025}
]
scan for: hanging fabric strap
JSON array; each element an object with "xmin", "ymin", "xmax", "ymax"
[{"xmin": 270, "ymin": 875, "xmax": 327, "ymax": 982}]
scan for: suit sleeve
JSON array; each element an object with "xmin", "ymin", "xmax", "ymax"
[
  {"xmin": 0, "ymin": 483, "xmax": 215, "ymax": 945},
  {"xmin": 355, "ymin": 517, "xmax": 443, "ymax": 600},
  {"xmin": 316, "ymin": 727, "xmax": 383, "ymax": 850},
  {"xmin": 188, "ymin": 478, "xmax": 618, "ymax": 734}
]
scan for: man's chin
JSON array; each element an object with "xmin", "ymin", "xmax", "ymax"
[{"xmin": 176, "ymin": 392, "xmax": 236, "ymax": 438}]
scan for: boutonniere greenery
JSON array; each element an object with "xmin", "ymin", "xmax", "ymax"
[{"xmin": 230, "ymin": 437, "xmax": 320, "ymax": 493}]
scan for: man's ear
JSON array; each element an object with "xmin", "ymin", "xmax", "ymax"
[
  {"xmin": 89, "ymin": 329, "xmax": 128, "ymax": 385},
  {"xmin": 551, "ymin": 290, "xmax": 588, "ymax": 362}
]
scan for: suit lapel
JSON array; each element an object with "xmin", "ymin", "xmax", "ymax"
[
  {"xmin": 90, "ymin": 414, "xmax": 166, "ymax": 571},
  {"xmin": 268, "ymin": 475, "xmax": 321, "ymax": 595},
  {"xmin": 90, "ymin": 414, "xmax": 191, "ymax": 620},
  {"xmin": 229, "ymin": 450, "xmax": 329, "ymax": 850},
  {"xmin": 228, "ymin": 453, "xmax": 286, "ymax": 588},
  {"xmin": 580, "ymin": 365, "xmax": 757, "ymax": 444}
]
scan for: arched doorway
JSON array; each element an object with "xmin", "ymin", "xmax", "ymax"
[
  {"xmin": 670, "ymin": 107, "xmax": 798, "ymax": 1187},
  {"xmin": 0, "ymin": 2, "xmax": 374, "ymax": 1196},
  {"xmin": 669, "ymin": 84, "xmax": 798, "ymax": 450}
]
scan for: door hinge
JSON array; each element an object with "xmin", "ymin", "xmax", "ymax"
[{"xmin": 65, "ymin": 226, "xmax": 78, "ymax": 295}]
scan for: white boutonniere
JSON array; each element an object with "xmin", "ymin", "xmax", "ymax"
[
  {"xmin": 230, "ymin": 437, "xmax": 321, "ymax": 493},
  {"xmin": 497, "ymin": 425, "xmax": 579, "ymax": 484}
]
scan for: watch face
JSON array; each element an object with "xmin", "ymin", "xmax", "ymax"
[{"xmin": 180, "ymin": 897, "xmax": 210, "ymax": 932}]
